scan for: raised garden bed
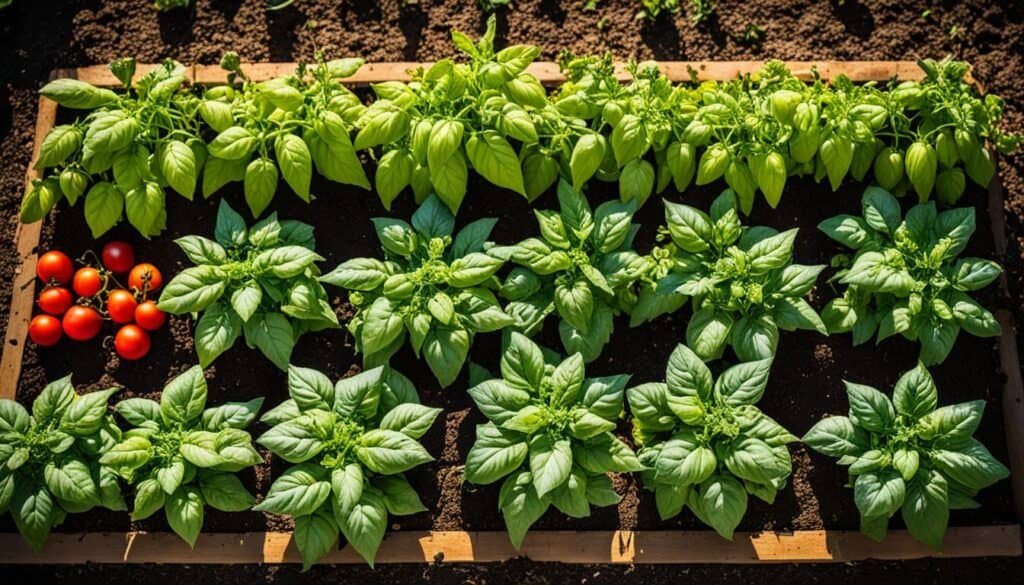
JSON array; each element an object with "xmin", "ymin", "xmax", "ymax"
[{"xmin": 0, "ymin": 59, "xmax": 1021, "ymax": 566}]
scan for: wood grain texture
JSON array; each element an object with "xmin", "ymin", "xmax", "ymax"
[
  {"xmin": 0, "ymin": 527, "xmax": 1017, "ymax": 564},
  {"xmin": 57, "ymin": 60, "xmax": 930, "ymax": 88},
  {"xmin": 0, "ymin": 96, "xmax": 58, "ymax": 401}
]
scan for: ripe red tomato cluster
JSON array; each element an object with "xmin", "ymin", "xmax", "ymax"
[{"xmin": 29, "ymin": 241, "xmax": 166, "ymax": 362}]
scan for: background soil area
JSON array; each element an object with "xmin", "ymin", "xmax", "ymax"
[{"xmin": 1, "ymin": 1, "xmax": 1023, "ymax": 583}]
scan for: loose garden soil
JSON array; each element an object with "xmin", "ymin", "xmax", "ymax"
[{"xmin": 1, "ymin": 0, "xmax": 1023, "ymax": 583}]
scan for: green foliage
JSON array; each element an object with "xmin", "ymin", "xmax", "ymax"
[
  {"xmin": 157, "ymin": 200, "xmax": 338, "ymax": 370},
  {"xmin": 320, "ymin": 196, "xmax": 512, "ymax": 387},
  {"xmin": 490, "ymin": 180, "xmax": 647, "ymax": 361},
  {"xmin": 464, "ymin": 333, "xmax": 639, "ymax": 548},
  {"xmin": 803, "ymin": 364, "xmax": 1008, "ymax": 549},
  {"xmin": 354, "ymin": 15, "xmax": 568, "ymax": 212},
  {"xmin": 629, "ymin": 344, "xmax": 794, "ymax": 539},
  {"xmin": 634, "ymin": 190, "xmax": 825, "ymax": 361},
  {"xmin": 101, "ymin": 366, "xmax": 263, "ymax": 548},
  {"xmin": 257, "ymin": 366, "xmax": 440, "ymax": 568},
  {"xmin": 554, "ymin": 56, "xmax": 1015, "ymax": 212},
  {"xmin": 0, "ymin": 377, "xmax": 123, "ymax": 550},
  {"xmin": 819, "ymin": 186, "xmax": 1001, "ymax": 365}
]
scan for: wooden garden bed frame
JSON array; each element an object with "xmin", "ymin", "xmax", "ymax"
[{"xmin": 0, "ymin": 61, "xmax": 1021, "ymax": 565}]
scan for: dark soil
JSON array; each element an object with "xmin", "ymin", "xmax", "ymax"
[{"xmin": 0, "ymin": 0, "xmax": 1022, "ymax": 583}]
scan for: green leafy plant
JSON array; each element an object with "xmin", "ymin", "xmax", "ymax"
[
  {"xmin": 803, "ymin": 364, "xmax": 1009, "ymax": 549},
  {"xmin": 464, "ymin": 333, "xmax": 640, "ymax": 548},
  {"xmin": 26, "ymin": 59, "xmax": 201, "ymax": 238},
  {"xmin": 628, "ymin": 344, "xmax": 794, "ymax": 539},
  {"xmin": 100, "ymin": 366, "xmax": 262, "ymax": 547},
  {"xmin": 320, "ymin": 195, "xmax": 511, "ymax": 387},
  {"xmin": 157, "ymin": 200, "xmax": 338, "ymax": 370},
  {"xmin": 353, "ymin": 15, "xmax": 584, "ymax": 211},
  {"xmin": 0, "ymin": 377, "xmax": 124, "ymax": 550},
  {"xmin": 637, "ymin": 0, "xmax": 680, "ymax": 20},
  {"xmin": 633, "ymin": 190, "xmax": 825, "ymax": 361},
  {"xmin": 256, "ymin": 365, "xmax": 440, "ymax": 568},
  {"xmin": 201, "ymin": 54, "xmax": 369, "ymax": 217},
  {"xmin": 490, "ymin": 179, "xmax": 647, "ymax": 362},
  {"xmin": 819, "ymin": 186, "xmax": 1001, "ymax": 365}
]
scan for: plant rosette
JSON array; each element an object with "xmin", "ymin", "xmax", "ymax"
[
  {"xmin": 157, "ymin": 199, "xmax": 338, "ymax": 370},
  {"xmin": 101, "ymin": 366, "xmax": 264, "ymax": 547},
  {"xmin": 633, "ymin": 189, "xmax": 826, "ymax": 361},
  {"xmin": 819, "ymin": 186, "xmax": 1001, "ymax": 365},
  {"xmin": 463, "ymin": 332, "xmax": 641, "ymax": 548},
  {"xmin": 489, "ymin": 179, "xmax": 648, "ymax": 362},
  {"xmin": 803, "ymin": 363, "xmax": 1009, "ymax": 549},
  {"xmin": 0, "ymin": 376, "xmax": 124, "ymax": 550},
  {"xmin": 320, "ymin": 195, "xmax": 512, "ymax": 387},
  {"xmin": 628, "ymin": 344, "xmax": 795, "ymax": 539},
  {"xmin": 256, "ymin": 365, "xmax": 441, "ymax": 568}
]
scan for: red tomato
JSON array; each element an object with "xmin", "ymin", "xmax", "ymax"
[
  {"xmin": 62, "ymin": 306, "xmax": 103, "ymax": 341},
  {"xmin": 114, "ymin": 324, "xmax": 150, "ymax": 360},
  {"xmin": 37, "ymin": 251, "xmax": 74, "ymax": 284},
  {"xmin": 101, "ymin": 241, "xmax": 135, "ymax": 273},
  {"xmin": 37, "ymin": 287, "xmax": 73, "ymax": 315},
  {"xmin": 73, "ymin": 267, "xmax": 105, "ymax": 298},
  {"xmin": 29, "ymin": 315, "xmax": 62, "ymax": 346},
  {"xmin": 128, "ymin": 263, "xmax": 163, "ymax": 294},
  {"xmin": 107, "ymin": 289, "xmax": 138, "ymax": 324},
  {"xmin": 134, "ymin": 301, "xmax": 166, "ymax": 331}
]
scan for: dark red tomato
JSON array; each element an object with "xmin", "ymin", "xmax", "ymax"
[
  {"xmin": 62, "ymin": 305, "xmax": 103, "ymax": 341},
  {"xmin": 114, "ymin": 324, "xmax": 150, "ymax": 360},
  {"xmin": 134, "ymin": 301, "xmax": 166, "ymax": 331},
  {"xmin": 102, "ymin": 241, "xmax": 135, "ymax": 273},
  {"xmin": 37, "ymin": 251, "xmax": 74, "ymax": 284},
  {"xmin": 29, "ymin": 314, "xmax": 62, "ymax": 346},
  {"xmin": 37, "ymin": 287, "xmax": 73, "ymax": 315},
  {"xmin": 128, "ymin": 263, "xmax": 163, "ymax": 294},
  {"xmin": 107, "ymin": 289, "xmax": 138, "ymax": 324},
  {"xmin": 72, "ymin": 267, "xmax": 104, "ymax": 297}
]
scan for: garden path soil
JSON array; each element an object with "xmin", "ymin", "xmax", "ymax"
[{"xmin": 1, "ymin": 1, "xmax": 1023, "ymax": 583}]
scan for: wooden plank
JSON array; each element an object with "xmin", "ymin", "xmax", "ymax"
[
  {"xmin": 0, "ymin": 526, "xmax": 1017, "ymax": 565},
  {"xmin": 0, "ymin": 97, "xmax": 58, "ymax": 400},
  {"xmin": 187, "ymin": 60, "xmax": 926, "ymax": 87}
]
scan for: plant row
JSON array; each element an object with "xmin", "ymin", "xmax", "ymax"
[
  {"xmin": 147, "ymin": 181, "xmax": 1003, "ymax": 387},
  {"xmin": 0, "ymin": 337, "xmax": 1008, "ymax": 568},
  {"xmin": 22, "ymin": 17, "xmax": 1019, "ymax": 239}
]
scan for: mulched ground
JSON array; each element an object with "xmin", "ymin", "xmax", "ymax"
[{"xmin": 0, "ymin": 1, "xmax": 1022, "ymax": 583}]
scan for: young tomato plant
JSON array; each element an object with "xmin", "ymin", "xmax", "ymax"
[
  {"xmin": 634, "ymin": 190, "xmax": 825, "ymax": 361},
  {"xmin": 101, "ymin": 366, "xmax": 263, "ymax": 547},
  {"xmin": 202, "ymin": 53, "xmax": 369, "ymax": 217},
  {"xmin": 28, "ymin": 59, "xmax": 203, "ymax": 238},
  {"xmin": 463, "ymin": 333, "xmax": 640, "ymax": 548},
  {"xmin": 490, "ymin": 180, "xmax": 647, "ymax": 362},
  {"xmin": 819, "ymin": 186, "xmax": 1001, "ymax": 365},
  {"xmin": 0, "ymin": 377, "xmax": 124, "ymax": 550},
  {"xmin": 803, "ymin": 363, "xmax": 1009, "ymax": 549},
  {"xmin": 157, "ymin": 200, "xmax": 338, "ymax": 370},
  {"xmin": 320, "ymin": 196, "xmax": 512, "ymax": 387},
  {"xmin": 256, "ymin": 366, "xmax": 440, "ymax": 568},
  {"xmin": 628, "ymin": 344, "xmax": 795, "ymax": 539}
]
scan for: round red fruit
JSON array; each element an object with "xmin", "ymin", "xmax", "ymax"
[
  {"xmin": 73, "ymin": 267, "xmax": 105, "ymax": 297},
  {"xmin": 115, "ymin": 325, "xmax": 150, "ymax": 360},
  {"xmin": 134, "ymin": 301, "xmax": 166, "ymax": 331},
  {"xmin": 29, "ymin": 315, "xmax": 62, "ymax": 346},
  {"xmin": 128, "ymin": 263, "xmax": 163, "ymax": 294},
  {"xmin": 37, "ymin": 287, "xmax": 73, "ymax": 315},
  {"xmin": 62, "ymin": 305, "xmax": 103, "ymax": 341},
  {"xmin": 102, "ymin": 241, "xmax": 135, "ymax": 273},
  {"xmin": 37, "ymin": 251, "xmax": 74, "ymax": 284},
  {"xmin": 107, "ymin": 289, "xmax": 138, "ymax": 324}
]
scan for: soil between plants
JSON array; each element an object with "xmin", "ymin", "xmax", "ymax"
[{"xmin": 0, "ymin": 0, "xmax": 1023, "ymax": 582}]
